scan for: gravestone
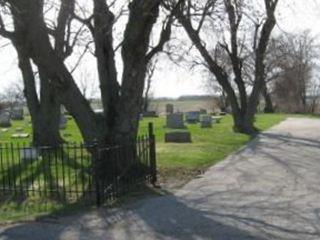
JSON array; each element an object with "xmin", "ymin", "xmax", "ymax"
[
  {"xmin": 165, "ymin": 131, "xmax": 192, "ymax": 143},
  {"xmin": 16, "ymin": 127, "xmax": 24, "ymax": 132},
  {"xmin": 20, "ymin": 148, "xmax": 39, "ymax": 161},
  {"xmin": 200, "ymin": 115, "xmax": 212, "ymax": 128},
  {"xmin": 143, "ymin": 111, "xmax": 158, "ymax": 118},
  {"xmin": 185, "ymin": 111, "xmax": 200, "ymax": 124},
  {"xmin": 166, "ymin": 113, "xmax": 185, "ymax": 129},
  {"xmin": 60, "ymin": 115, "xmax": 68, "ymax": 129},
  {"xmin": 94, "ymin": 109, "xmax": 104, "ymax": 114},
  {"xmin": 165, "ymin": 104, "xmax": 174, "ymax": 115},
  {"xmin": 0, "ymin": 112, "xmax": 11, "ymax": 128},
  {"xmin": 212, "ymin": 116, "xmax": 222, "ymax": 123},
  {"xmin": 200, "ymin": 109, "xmax": 207, "ymax": 114},
  {"xmin": 11, "ymin": 107, "xmax": 24, "ymax": 120},
  {"xmin": 11, "ymin": 133, "xmax": 29, "ymax": 139}
]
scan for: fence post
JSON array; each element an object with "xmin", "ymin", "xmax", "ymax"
[
  {"xmin": 148, "ymin": 122, "xmax": 157, "ymax": 186},
  {"xmin": 92, "ymin": 142, "xmax": 101, "ymax": 207}
]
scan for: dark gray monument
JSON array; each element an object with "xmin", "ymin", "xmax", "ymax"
[
  {"xmin": 0, "ymin": 112, "xmax": 11, "ymax": 128},
  {"xmin": 143, "ymin": 111, "xmax": 158, "ymax": 118},
  {"xmin": 200, "ymin": 115, "xmax": 212, "ymax": 128},
  {"xmin": 185, "ymin": 111, "xmax": 200, "ymax": 124},
  {"xmin": 165, "ymin": 131, "xmax": 192, "ymax": 143},
  {"xmin": 165, "ymin": 104, "xmax": 174, "ymax": 115},
  {"xmin": 11, "ymin": 107, "xmax": 24, "ymax": 120},
  {"xmin": 166, "ymin": 113, "xmax": 185, "ymax": 129}
]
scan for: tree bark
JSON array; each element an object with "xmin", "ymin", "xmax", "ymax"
[
  {"xmin": 262, "ymin": 83, "xmax": 274, "ymax": 113},
  {"xmin": 112, "ymin": 0, "xmax": 162, "ymax": 145},
  {"xmin": 13, "ymin": 32, "xmax": 63, "ymax": 147},
  {"xmin": 10, "ymin": 0, "xmax": 102, "ymax": 143}
]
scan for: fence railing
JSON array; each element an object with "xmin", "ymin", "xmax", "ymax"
[{"xmin": 0, "ymin": 123, "xmax": 157, "ymax": 208}]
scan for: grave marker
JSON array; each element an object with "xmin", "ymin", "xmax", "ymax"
[
  {"xmin": 0, "ymin": 112, "xmax": 11, "ymax": 128},
  {"xmin": 185, "ymin": 111, "xmax": 200, "ymax": 124},
  {"xmin": 200, "ymin": 115, "xmax": 212, "ymax": 128},
  {"xmin": 166, "ymin": 113, "xmax": 185, "ymax": 129},
  {"xmin": 165, "ymin": 131, "xmax": 192, "ymax": 143},
  {"xmin": 11, "ymin": 108, "xmax": 24, "ymax": 120},
  {"xmin": 165, "ymin": 104, "xmax": 174, "ymax": 114}
]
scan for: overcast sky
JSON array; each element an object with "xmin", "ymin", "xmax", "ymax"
[{"xmin": 0, "ymin": 0, "xmax": 319, "ymax": 98}]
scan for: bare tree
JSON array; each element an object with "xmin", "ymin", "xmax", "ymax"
[
  {"xmin": 78, "ymin": 67, "xmax": 98, "ymax": 101},
  {"xmin": 142, "ymin": 58, "xmax": 158, "ymax": 113},
  {"xmin": 0, "ymin": 0, "xmax": 175, "ymax": 153},
  {"xmin": 165, "ymin": 0, "xmax": 279, "ymax": 134},
  {"xmin": 0, "ymin": 80, "xmax": 25, "ymax": 109},
  {"xmin": 272, "ymin": 31, "xmax": 317, "ymax": 113}
]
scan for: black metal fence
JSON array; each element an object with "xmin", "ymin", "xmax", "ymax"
[{"xmin": 0, "ymin": 123, "xmax": 156, "ymax": 208}]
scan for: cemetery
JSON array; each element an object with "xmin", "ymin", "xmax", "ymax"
[{"xmin": 2, "ymin": 0, "xmax": 320, "ymax": 238}]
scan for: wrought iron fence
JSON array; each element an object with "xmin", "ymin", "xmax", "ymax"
[{"xmin": 0, "ymin": 123, "xmax": 156, "ymax": 209}]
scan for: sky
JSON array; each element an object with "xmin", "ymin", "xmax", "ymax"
[{"xmin": 0, "ymin": 0, "xmax": 320, "ymax": 98}]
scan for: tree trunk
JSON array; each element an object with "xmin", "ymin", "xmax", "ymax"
[
  {"xmin": 10, "ymin": 1, "xmax": 102, "ymax": 143},
  {"xmin": 33, "ymin": 68, "xmax": 63, "ymax": 147},
  {"xmin": 112, "ymin": 0, "xmax": 161, "ymax": 145},
  {"xmin": 262, "ymin": 83, "xmax": 274, "ymax": 113},
  {"xmin": 14, "ymin": 37, "xmax": 63, "ymax": 147}
]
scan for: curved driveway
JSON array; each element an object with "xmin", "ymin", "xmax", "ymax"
[{"xmin": 1, "ymin": 118, "xmax": 320, "ymax": 240}]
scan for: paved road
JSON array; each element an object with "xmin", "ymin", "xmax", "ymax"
[{"xmin": 1, "ymin": 118, "xmax": 320, "ymax": 240}]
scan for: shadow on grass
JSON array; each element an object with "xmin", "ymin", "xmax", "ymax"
[{"xmin": 0, "ymin": 147, "xmax": 95, "ymax": 221}]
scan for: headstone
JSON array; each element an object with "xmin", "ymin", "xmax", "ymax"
[
  {"xmin": 200, "ymin": 109, "xmax": 207, "ymax": 114},
  {"xmin": 143, "ymin": 111, "xmax": 158, "ymax": 118},
  {"xmin": 20, "ymin": 148, "xmax": 39, "ymax": 161},
  {"xmin": 0, "ymin": 112, "xmax": 11, "ymax": 128},
  {"xmin": 200, "ymin": 115, "xmax": 212, "ymax": 128},
  {"xmin": 1, "ymin": 129, "xmax": 8, "ymax": 132},
  {"xmin": 165, "ymin": 104, "xmax": 174, "ymax": 115},
  {"xmin": 60, "ymin": 115, "xmax": 68, "ymax": 129},
  {"xmin": 212, "ymin": 116, "xmax": 222, "ymax": 123},
  {"xmin": 11, "ymin": 133, "xmax": 29, "ymax": 139},
  {"xmin": 185, "ymin": 111, "xmax": 200, "ymax": 124},
  {"xmin": 16, "ymin": 127, "xmax": 24, "ymax": 132},
  {"xmin": 165, "ymin": 131, "xmax": 192, "ymax": 143},
  {"xmin": 11, "ymin": 107, "xmax": 24, "ymax": 120},
  {"xmin": 166, "ymin": 113, "xmax": 185, "ymax": 129},
  {"xmin": 94, "ymin": 109, "xmax": 104, "ymax": 114}
]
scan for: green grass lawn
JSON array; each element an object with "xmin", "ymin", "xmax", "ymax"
[
  {"xmin": 139, "ymin": 114, "xmax": 286, "ymax": 170},
  {"xmin": 1, "ymin": 114, "xmax": 287, "ymax": 172}
]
